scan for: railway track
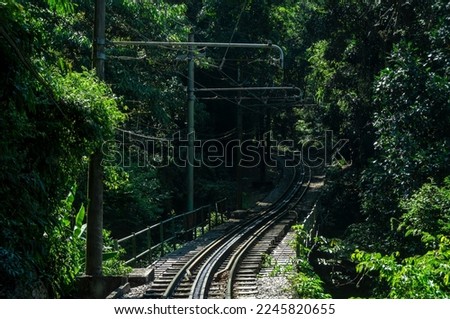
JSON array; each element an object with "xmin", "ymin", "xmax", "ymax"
[{"xmin": 144, "ymin": 160, "xmax": 312, "ymax": 299}]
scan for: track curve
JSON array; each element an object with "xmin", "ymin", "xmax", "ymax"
[{"xmin": 144, "ymin": 158, "xmax": 311, "ymax": 299}]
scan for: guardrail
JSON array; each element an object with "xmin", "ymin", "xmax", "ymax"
[
  {"xmin": 115, "ymin": 198, "xmax": 228, "ymax": 266},
  {"xmin": 301, "ymin": 202, "xmax": 318, "ymax": 247}
]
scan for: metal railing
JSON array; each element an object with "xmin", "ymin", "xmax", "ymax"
[
  {"xmin": 301, "ymin": 202, "xmax": 319, "ymax": 248},
  {"xmin": 115, "ymin": 198, "xmax": 228, "ymax": 266}
]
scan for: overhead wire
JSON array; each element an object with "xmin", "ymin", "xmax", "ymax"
[
  {"xmin": 117, "ymin": 128, "xmax": 175, "ymax": 142},
  {"xmin": 218, "ymin": 68, "xmax": 273, "ymax": 106},
  {"xmin": 109, "ymin": 7, "xmax": 152, "ymax": 41},
  {"xmin": 109, "ymin": 2, "xmax": 188, "ymax": 42},
  {"xmin": 197, "ymin": 128, "xmax": 237, "ymax": 140},
  {"xmin": 109, "ymin": 48, "xmax": 295, "ymax": 118},
  {"xmin": 108, "ymin": 3, "xmax": 292, "ymax": 123},
  {"xmin": 108, "ymin": 5, "xmax": 281, "ymax": 91},
  {"xmin": 196, "ymin": 59, "xmax": 292, "ymax": 108},
  {"xmin": 117, "ymin": 126, "xmax": 239, "ymax": 143},
  {"xmin": 175, "ymin": 71, "xmax": 265, "ymax": 115},
  {"xmin": 219, "ymin": 0, "xmax": 250, "ymax": 70},
  {"xmin": 178, "ymin": 63, "xmax": 300, "ymax": 113}
]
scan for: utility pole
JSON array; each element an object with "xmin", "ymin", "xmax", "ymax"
[
  {"xmin": 111, "ymin": 39, "xmax": 287, "ymax": 212},
  {"xmin": 187, "ymin": 33, "xmax": 195, "ymax": 212},
  {"xmin": 86, "ymin": 0, "xmax": 105, "ymax": 279},
  {"xmin": 258, "ymin": 104, "xmax": 266, "ymax": 184},
  {"xmin": 265, "ymin": 108, "xmax": 272, "ymax": 169},
  {"xmin": 236, "ymin": 65, "xmax": 243, "ymax": 210}
]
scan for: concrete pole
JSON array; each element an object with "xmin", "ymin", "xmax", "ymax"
[
  {"xmin": 86, "ymin": 0, "xmax": 105, "ymax": 279},
  {"xmin": 187, "ymin": 33, "xmax": 195, "ymax": 212},
  {"xmin": 236, "ymin": 66, "xmax": 243, "ymax": 209}
]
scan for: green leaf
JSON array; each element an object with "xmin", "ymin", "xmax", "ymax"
[
  {"xmin": 46, "ymin": 0, "xmax": 74, "ymax": 15},
  {"xmin": 102, "ymin": 251, "xmax": 119, "ymax": 261},
  {"xmin": 75, "ymin": 204, "xmax": 85, "ymax": 229},
  {"xmin": 66, "ymin": 189, "xmax": 75, "ymax": 208},
  {"xmin": 73, "ymin": 204, "xmax": 86, "ymax": 238}
]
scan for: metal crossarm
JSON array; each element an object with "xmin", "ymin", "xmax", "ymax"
[{"xmin": 111, "ymin": 40, "xmax": 284, "ymax": 68}]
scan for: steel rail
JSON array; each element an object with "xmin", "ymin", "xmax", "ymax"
[
  {"xmin": 189, "ymin": 164, "xmax": 307, "ymax": 299},
  {"xmin": 161, "ymin": 159, "xmax": 297, "ymax": 298},
  {"xmin": 225, "ymin": 166, "xmax": 312, "ymax": 298},
  {"xmin": 163, "ymin": 184, "xmax": 296, "ymax": 297}
]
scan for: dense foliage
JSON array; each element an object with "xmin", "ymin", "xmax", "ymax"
[
  {"xmin": 353, "ymin": 178, "xmax": 450, "ymax": 298},
  {"xmin": 304, "ymin": 0, "xmax": 450, "ymax": 298},
  {"xmin": 291, "ymin": 225, "xmax": 331, "ymax": 298},
  {"xmin": 0, "ymin": 0, "xmax": 124, "ymax": 297}
]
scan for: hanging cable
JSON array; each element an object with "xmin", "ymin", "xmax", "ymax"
[
  {"xmin": 175, "ymin": 71, "xmax": 264, "ymax": 115},
  {"xmin": 218, "ymin": 69, "xmax": 267, "ymax": 105},
  {"xmin": 116, "ymin": 128, "xmax": 176, "ymax": 141},
  {"xmin": 197, "ymin": 128, "xmax": 237, "ymax": 140},
  {"xmin": 219, "ymin": 0, "xmax": 249, "ymax": 70}
]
